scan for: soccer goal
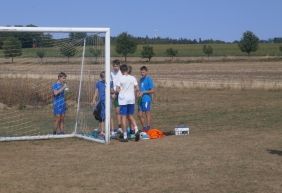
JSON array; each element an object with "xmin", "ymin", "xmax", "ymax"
[{"xmin": 0, "ymin": 26, "xmax": 111, "ymax": 143}]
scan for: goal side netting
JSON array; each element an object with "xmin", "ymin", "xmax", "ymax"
[{"xmin": 0, "ymin": 27, "xmax": 111, "ymax": 143}]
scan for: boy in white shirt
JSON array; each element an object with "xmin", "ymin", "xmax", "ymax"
[
  {"xmin": 110, "ymin": 60, "xmax": 123, "ymax": 131},
  {"xmin": 116, "ymin": 64, "xmax": 139, "ymax": 142}
]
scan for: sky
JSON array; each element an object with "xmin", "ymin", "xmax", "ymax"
[{"xmin": 0, "ymin": 0, "xmax": 281, "ymax": 42}]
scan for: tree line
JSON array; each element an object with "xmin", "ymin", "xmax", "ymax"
[
  {"xmin": 0, "ymin": 24, "xmax": 282, "ymax": 63},
  {"xmin": 115, "ymin": 31, "xmax": 282, "ymax": 61}
]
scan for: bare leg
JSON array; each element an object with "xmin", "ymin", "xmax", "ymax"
[
  {"xmin": 99, "ymin": 122, "xmax": 105, "ymax": 134},
  {"xmin": 110, "ymin": 118, "xmax": 114, "ymax": 132},
  {"xmin": 120, "ymin": 115, "xmax": 128, "ymax": 140},
  {"xmin": 59, "ymin": 115, "xmax": 65, "ymax": 134},
  {"xmin": 128, "ymin": 115, "xmax": 137, "ymax": 130},
  {"xmin": 138, "ymin": 111, "xmax": 145, "ymax": 128},
  {"xmin": 54, "ymin": 116, "xmax": 60, "ymax": 134},
  {"xmin": 145, "ymin": 111, "xmax": 152, "ymax": 129},
  {"xmin": 115, "ymin": 107, "xmax": 122, "ymax": 128}
]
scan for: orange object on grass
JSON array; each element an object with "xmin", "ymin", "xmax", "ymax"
[{"xmin": 146, "ymin": 129, "xmax": 165, "ymax": 139}]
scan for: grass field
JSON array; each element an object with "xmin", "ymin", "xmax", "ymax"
[
  {"xmin": 0, "ymin": 88, "xmax": 282, "ymax": 193},
  {"xmin": 0, "ymin": 59, "xmax": 282, "ymax": 193}
]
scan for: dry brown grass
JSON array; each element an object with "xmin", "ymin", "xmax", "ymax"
[
  {"xmin": 0, "ymin": 58, "xmax": 282, "ymax": 193},
  {"xmin": 1, "ymin": 58, "xmax": 282, "ymax": 89},
  {"xmin": 0, "ymin": 88, "xmax": 282, "ymax": 193}
]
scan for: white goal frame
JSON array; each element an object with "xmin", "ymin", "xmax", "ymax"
[{"xmin": 0, "ymin": 26, "xmax": 111, "ymax": 144}]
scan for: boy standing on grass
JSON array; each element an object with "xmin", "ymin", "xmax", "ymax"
[
  {"xmin": 110, "ymin": 59, "xmax": 123, "ymax": 131},
  {"xmin": 52, "ymin": 72, "xmax": 68, "ymax": 135},
  {"xmin": 116, "ymin": 64, "xmax": 139, "ymax": 142},
  {"xmin": 92, "ymin": 71, "xmax": 106, "ymax": 135},
  {"xmin": 127, "ymin": 65, "xmax": 139, "ymax": 134},
  {"xmin": 138, "ymin": 66, "xmax": 155, "ymax": 132}
]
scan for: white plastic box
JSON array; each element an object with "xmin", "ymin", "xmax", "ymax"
[{"xmin": 175, "ymin": 127, "xmax": 190, "ymax": 135}]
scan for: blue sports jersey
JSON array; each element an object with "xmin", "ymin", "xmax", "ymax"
[
  {"xmin": 96, "ymin": 80, "xmax": 106, "ymax": 102},
  {"xmin": 139, "ymin": 75, "xmax": 154, "ymax": 103},
  {"xmin": 52, "ymin": 82, "xmax": 66, "ymax": 115}
]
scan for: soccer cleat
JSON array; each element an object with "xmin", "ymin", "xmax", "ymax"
[
  {"xmin": 135, "ymin": 130, "xmax": 141, "ymax": 142},
  {"xmin": 118, "ymin": 133, "xmax": 124, "ymax": 139}
]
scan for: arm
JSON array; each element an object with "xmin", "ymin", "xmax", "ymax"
[
  {"xmin": 115, "ymin": 80, "xmax": 121, "ymax": 93},
  {"xmin": 135, "ymin": 85, "xmax": 140, "ymax": 97},
  {"xmin": 116, "ymin": 86, "xmax": 121, "ymax": 93},
  {"xmin": 141, "ymin": 88, "xmax": 154, "ymax": 95},
  {"xmin": 53, "ymin": 84, "xmax": 66, "ymax": 96},
  {"xmin": 91, "ymin": 88, "xmax": 99, "ymax": 106}
]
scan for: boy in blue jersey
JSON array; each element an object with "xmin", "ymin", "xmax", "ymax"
[
  {"xmin": 92, "ymin": 71, "xmax": 106, "ymax": 135},
  {"xmin": 138, "ymin": 66, "xmax": 155, "ymax": 132},
  {"xmin": 52, "ymin": 72, "xmax": 68, "ymax": 135}
]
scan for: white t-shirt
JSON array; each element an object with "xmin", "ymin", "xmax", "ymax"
[
  {"xmin": 116, "ymin": 75, "xmax": 138, "ymax": 105},
  {"xmin": 110, "ymin": 70, "xmax": 123, "ymax": 91}
]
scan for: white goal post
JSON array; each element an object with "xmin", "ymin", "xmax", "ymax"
[{"xmin": 0, "ymin": 26, "xmax": 111, "ymax": 144}]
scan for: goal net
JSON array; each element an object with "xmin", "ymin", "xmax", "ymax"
[{"xmin": 0, "ymin": 27, "xmax": 111, "ymax": 143}]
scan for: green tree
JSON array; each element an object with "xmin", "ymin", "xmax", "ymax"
[
  {"xmin": 116, "ymin": 32, "xmax": 137, "ymax": 62},
  {"xmin": 166, "ymin": 48, "xmax": 178, "ymax": 60},
  {"xmin": 89, "ymin": 47, "xmax": 102, "ymax": 63},
  {"xmin": 238, "ymin": 31, "xmax": 259, "ymax": 56},
  {"xmin": 202, "ymin": 45, "xmax": 213, "ymax": 57},
  {"xmin": 36, "ymin": 49, "xmax": 45, "ymax": 64},
  {"xmin": 60, "ymin": 42, "xmax": 76, "ymax": 63},
  {"xmin": 2, "ymin": 37, "xmax": 22, "ymax": 63},
  {"xmin": 141, "ymin": 45, "xmax": 155, "ymax": 62}
]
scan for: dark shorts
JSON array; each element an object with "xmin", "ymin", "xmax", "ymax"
[
  {"xmin": 93, "ymin": 101, "xmax": 105, "ymax": 122},
  {"xmin": 113, "ymin": 97, "xmax": 119, "ymax": 108},
  {"xmin": 120, "ymin": 104, "xmax": 135, "ymax": 116}
]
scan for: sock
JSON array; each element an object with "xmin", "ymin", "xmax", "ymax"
[
  {"xmin": 123, "ymin": 132, "xmax": 128, "ymax": 139},
  {"xmin": 134, "ymin": 126, "xmax": 138, "ymax": 134}
]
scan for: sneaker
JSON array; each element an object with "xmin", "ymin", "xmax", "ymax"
[
  {"xmin": 111, "ymin": 131, "xmax": 117, "ymax": 139},
  {"xmin": 119, "ymin": 138, "xmax": 128, "ymax": 142},
  {"xmin": 118, "ymin": 133, "xmax": 124, "ymax": 139},
  {"xmin": 135, "ymin": 130, "xmax": 141, "ymax": 142},
  {"xmin": 142, "ymin": 127, "xmax": 147, "ymax": 132}
]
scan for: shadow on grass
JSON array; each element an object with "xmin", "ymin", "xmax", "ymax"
[{"xmin": 267, "ymin": 149, "xmax": 282, "ymax": 156}]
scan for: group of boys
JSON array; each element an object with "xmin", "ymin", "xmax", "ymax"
[
  {"xmin": 93, "ymin": 59, "xmax": 155, "ymax": 142},
  {"xmin": 52, "ymin": 60, "xmax": 155, "ymax": 143}
]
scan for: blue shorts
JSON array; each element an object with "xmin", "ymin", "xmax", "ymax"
[
  {"xmin": 139, "ymin": 101, "xmax": 151, "ymax": 112},
  {"xmin": 53, "ymin": 103, "xmax": 66, "ymax": 115},
  {"xmin": 120, "ymin": 104, "xmax": 135, "ymax": 116},
  {"xmin": 99, "ymin": 102, "xmax": 105, "ymax": 122}
]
